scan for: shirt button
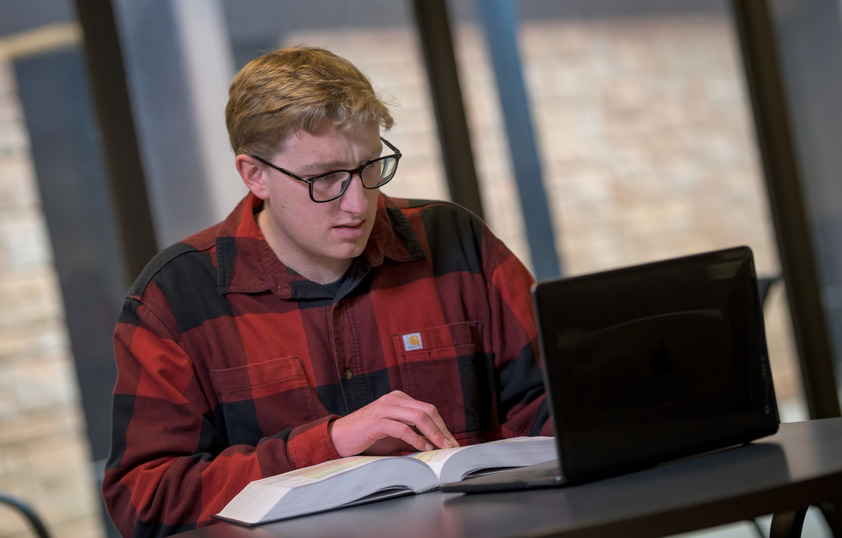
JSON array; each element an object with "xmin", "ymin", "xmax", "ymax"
[{"xmin": 343, "ymin": 368, "xmax": 354, "ymax": 381}]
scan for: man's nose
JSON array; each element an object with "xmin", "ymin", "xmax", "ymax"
[{"xmin": 338, "ymin": 173, "xmax": 369, "ymax": 212}]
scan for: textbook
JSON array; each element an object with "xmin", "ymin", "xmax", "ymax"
[{"xmin": 214, "ymin": 436, "xmax": 557, "ymax": 526}]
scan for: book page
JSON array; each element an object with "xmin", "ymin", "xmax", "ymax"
[
  {"xmin": 406, "ymin": 436, "xmax": 556, "ymax": 482},
  {"xmin": 263, "ymin": 456, "xmax": 382, "ymax": 488},
  {"xmin": 216, "ymin": 455, "xmax": 439, "ymax": 525},
  {"xmin": 215, "ymin": 456, "xmax": 382, "ymax": 524},
  {"xmin": 216, "ymin": 437, "xmax": 557, "ymax": 525},
  {"xmin": 406, "ymin": 446, "xmax": 468, "ymax": 479}
]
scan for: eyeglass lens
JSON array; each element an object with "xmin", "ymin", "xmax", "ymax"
[{"xmin": 311, "ymin": 155, "xmax": 398, "ymax": 201}]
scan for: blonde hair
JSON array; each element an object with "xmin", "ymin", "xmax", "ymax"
[{"xmin": 225, "ymin": 46, "xmax": 394, "ymax": 157}]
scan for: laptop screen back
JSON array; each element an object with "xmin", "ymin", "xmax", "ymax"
[{"xmin": 534, "ymin": 246, "xmax": 779, "ymax": 483}]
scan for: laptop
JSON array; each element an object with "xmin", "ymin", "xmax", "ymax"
[{"xmin": 442, "ymin": 246, "xmax": 779, "ymax": 492}]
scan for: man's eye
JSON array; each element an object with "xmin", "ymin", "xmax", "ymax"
[{"xmin": 315, "ymin": 171, "xmax": 347, "ymax": 183}]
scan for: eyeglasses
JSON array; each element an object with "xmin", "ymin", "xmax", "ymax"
[{"xmin": 251, "ymin": 137, "xmax": 402, "ymax": 203}]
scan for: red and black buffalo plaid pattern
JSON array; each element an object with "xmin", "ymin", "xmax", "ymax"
[{"xmin": 103, "ymin": 192, "xmax": 552, "ymax": 536}]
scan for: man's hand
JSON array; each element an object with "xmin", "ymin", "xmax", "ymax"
[{"xmin": 329, "ymin": 391, "xmax": 459, "ymax": 457}]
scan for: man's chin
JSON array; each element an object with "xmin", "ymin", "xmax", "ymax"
[{"xmin": 329, "ymin": 241, "xmax": 368, "ymax": 262}]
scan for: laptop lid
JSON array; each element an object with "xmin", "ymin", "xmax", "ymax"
[{"xmin": 536, "ymin": 245, "xmax": 779, "ymax": 484}]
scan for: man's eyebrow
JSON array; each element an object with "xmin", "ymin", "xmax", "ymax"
[
  {"xmin": 297, "ymin": 160, "xmax": 346, "ymax": 174},
  {"xmin": 298, "ymin": 146, "xmax": 383, "ymax": 174}
]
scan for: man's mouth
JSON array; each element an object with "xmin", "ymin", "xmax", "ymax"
[{"xmin": 334, "ymin": 221, "xmax": 366, "ymax": 239}]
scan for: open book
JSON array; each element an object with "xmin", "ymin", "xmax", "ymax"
[{"xmin": 214, "ymin": 436, "xmax": 557, "ymax": 526}]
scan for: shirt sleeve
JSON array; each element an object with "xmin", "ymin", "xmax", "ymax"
[
  {"xmin": 483, "ymin": 227, "xmax": 555, "ymax": 438},
  {"xmin": 102, "ymin": 297, "xmax": 342, "ymax": 537}
]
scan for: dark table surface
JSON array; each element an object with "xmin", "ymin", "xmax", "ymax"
[{"xmin": 175, "ymin": 417, "xmax": 842, "ymax": 538}]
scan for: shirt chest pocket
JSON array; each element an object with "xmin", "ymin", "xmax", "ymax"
[
  {"xmin": 391, "ymin": 321, "xmax": 489, "ymax": 440},
  {"xmin": 209, "ymin": 357, "xmax": 322, "ymax": 445}
]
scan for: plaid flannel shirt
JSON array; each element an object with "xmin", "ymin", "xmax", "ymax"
[{"xmin": 103, "ymin": 192, "xmax": 552, "ymax": 536}]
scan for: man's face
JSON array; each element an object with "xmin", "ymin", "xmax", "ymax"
[{"xmin": 252, "ymin": 122, "xmax": 383, "ymax": 283}]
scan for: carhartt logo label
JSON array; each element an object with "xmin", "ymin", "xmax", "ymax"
[{"xmin": 402, "ymin": 332, "xmax": 423, "ymax": 351}]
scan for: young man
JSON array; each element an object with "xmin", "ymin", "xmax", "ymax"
[{"xmin": 102, "ymin": 46, "xmax": 551, "ymax": 537}]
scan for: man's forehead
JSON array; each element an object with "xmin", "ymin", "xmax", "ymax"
[{"xmin": 276, "ymin": 128, "xmax": 382, "ymax": 168}]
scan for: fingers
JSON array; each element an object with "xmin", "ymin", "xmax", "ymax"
[
  {"xmin": 380, "ymin": 391, "xmax": 458, "ymax": 450},
  {"xmin": 329, "ymin": 391, "xmax": 459, "ymax": 457},
  {"xmin": 375, "ymin": 417, "xmax": 437, "ymax": 452}
]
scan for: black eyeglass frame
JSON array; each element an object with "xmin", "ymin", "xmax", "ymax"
[{"xmin": 250, "ymin": 137, "xmax": 402, "ymax": 203}]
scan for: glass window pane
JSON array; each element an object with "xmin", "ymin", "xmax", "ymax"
[{"xmin": 450, "ymin": 1, "xmax": 806, "ymax": 419}]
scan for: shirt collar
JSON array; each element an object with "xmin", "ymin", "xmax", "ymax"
[{"xmin": 215, "ymin": 193, "xmax": 426, "ymax": 297}]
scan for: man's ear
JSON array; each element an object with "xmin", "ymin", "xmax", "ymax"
[{"xmin": 236, "ymin": 154, "xmax": 270, "ymax": 200}]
